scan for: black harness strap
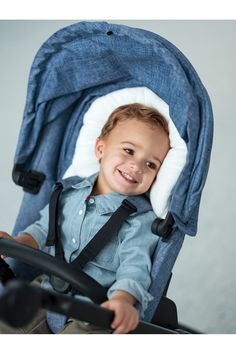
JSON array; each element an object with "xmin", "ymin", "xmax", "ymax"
[
  {"xmin": 72, "ymin": 199, "xmax": 137, "ymax": 269},
  {"xmin": 46, "ymin": 182, "xmax": 64, "ymax": 259},
  {"xmin": 45, "ymin": 182, "xmax": 137, "ymax": 293}
]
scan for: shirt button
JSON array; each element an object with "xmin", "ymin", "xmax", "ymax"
[
  {"xmin": 79, "ymin": 209, "xmax": 83, "ymax": 215},
  {"xmin": 72, "ymin": 238, "xmax": 76, "ymax": 244},
  {"xmin": 89, "ymin": 198, "xmax": 95, "ymax": 204}
]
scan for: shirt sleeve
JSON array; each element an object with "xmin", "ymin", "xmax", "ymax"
[
  {"xmin": 107, "ymin": 211, "xmax": 159, "ymax": 318},
  {"xmin": 18, "ymin": 204, "xmax": 49, "ymax": 250}
]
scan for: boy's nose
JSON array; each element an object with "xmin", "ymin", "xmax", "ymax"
[{"xmin": 129, "ymin": 161, "xmax": 143, "ymax": 175}]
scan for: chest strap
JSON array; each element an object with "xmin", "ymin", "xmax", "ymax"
[
  {"xmin": 72, "ymin": 198, "xmax": 137, "ymax": 269},
  {"xmin": 45, "ymin": 181, "xmax": 138, "ymax": 293}
]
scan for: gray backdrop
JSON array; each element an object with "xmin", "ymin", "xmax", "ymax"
[{"xmin": 0, "ymin": 20, "xmax": 235, "ymax": 334}]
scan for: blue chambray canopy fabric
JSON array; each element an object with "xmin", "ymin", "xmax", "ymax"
[
  {"xmin": 11, "ymin": 22, "xmax": 213, "ymax": 322},
  {"xmin": 13, "ymin": 21, "xmax": 213, "ymax": 238}
]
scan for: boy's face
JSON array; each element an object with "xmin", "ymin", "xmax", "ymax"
[{"xmin": 94, "ymin": 118, "xmax": 170, "ymax": 196}]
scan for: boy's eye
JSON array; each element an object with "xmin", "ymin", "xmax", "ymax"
[
  {"xmin": 124, "ymin": 148, "xmax": 134, "ymax": 155},
  {"xmin": 146, "ymin": 161, "xmax": 157, "ymax": 170}
]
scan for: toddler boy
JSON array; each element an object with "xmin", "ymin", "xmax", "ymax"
[{"xmin": 0, "ymin": 103, "xmax": 170, "ymax": 334}]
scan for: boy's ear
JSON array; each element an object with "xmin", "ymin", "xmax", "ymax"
[{"xmin": 95, "ymin": 138, "xmax": 105, "ymax": 160}]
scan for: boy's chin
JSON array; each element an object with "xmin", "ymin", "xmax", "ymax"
[{"xmin": 114, "ymin": 185, "xmax": 147, "ymax": 196}]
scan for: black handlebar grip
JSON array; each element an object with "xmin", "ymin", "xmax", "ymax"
[{"xmin": 0, "ymin": 257, "xmax": 16, "ymax": 284}]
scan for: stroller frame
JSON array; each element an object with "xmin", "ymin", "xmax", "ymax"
[{"xmin": 0, "ymin": 21, "xmax": 213, "ymax": 333}]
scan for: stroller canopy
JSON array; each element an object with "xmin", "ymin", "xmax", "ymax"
[
  {"xmin": 11, "ymin": 21, "xmax": 213, "ymax": 322},
  {"xmin": 13, "ymin": 21, "xmax": 213, "ymax": 237}
]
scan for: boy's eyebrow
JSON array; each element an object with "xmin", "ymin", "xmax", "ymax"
[
  {"xmin": 153, "ymin": 156, "xmax": 162, "ymax": 165},
  {"xmin": 121, "ymin": 141, "xmax": 162, "ymax": 165}
]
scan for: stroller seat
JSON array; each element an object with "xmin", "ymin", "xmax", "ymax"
[{"xmin": 0, "ymin": 21, "xmax": 213, "ymax": 331}]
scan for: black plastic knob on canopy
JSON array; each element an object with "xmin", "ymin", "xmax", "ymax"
[
  {"xmin": 151, "ymin": 213, "xmax": 174, "ymax": 238},
  {"xmin": 12, "ymin": 164, "xmax": 45, "ymax": 194}
]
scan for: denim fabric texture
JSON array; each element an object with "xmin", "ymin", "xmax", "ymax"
[
  {"xmin": 18, "ymin": 173, "xmax": 159, "ymax": 332},
  {"xmin": 10, "ymin": 21, "xmax": 213, "ymax": 323}
]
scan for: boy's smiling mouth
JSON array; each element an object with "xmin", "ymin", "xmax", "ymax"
[{"xmin": 118, "ymin": 169, "xmax": 138, "ymax": 184}]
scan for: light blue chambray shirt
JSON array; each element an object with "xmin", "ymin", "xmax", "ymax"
[{"xmin": 21, "ymin": 173, "xmax": 159, "ymax": 332}]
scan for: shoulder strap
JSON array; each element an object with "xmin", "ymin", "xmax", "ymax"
[
  {"xmin": 46, "ymin": 182, "xmax": 63, "ymax": 249},
  {"xmin": 75, "ymin": 195, "xmax": 153, "ymax": 268},
  {"xmin": 72, "ymin": 199, "xmax": 137, "ymax": 268},
  {"xmin": 46, "ymin": 176, "xmax": 83, "ymax": 250}
]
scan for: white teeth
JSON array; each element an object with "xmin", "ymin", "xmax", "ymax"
[{"xmin": 121, "ymin": 171, "xmax": 135, "ymax": 181}]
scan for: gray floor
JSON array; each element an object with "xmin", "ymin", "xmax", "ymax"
[{"xmin": 0, "ymin": 20, "xmax": 235, "ymax": 334}]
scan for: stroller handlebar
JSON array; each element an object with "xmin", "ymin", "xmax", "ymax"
[
  {"xmin": 0, "ymin": 279, "xmax": 113, "ymax": 329},
  {"xmin": 0, "ymin": 239, "xmax": 179, "ymax": 334},
  {"xmin": 0, "ymin": 239, "xmax": 107, "ymax": 304},
  {"xmin": 0, "ymin": 279, "xmax": 177, "ymax": 334}
]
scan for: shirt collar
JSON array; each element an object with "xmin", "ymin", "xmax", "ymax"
[
  {"xmin": 71, "ymin": 172, "xmax": 99, "ymax": 191},
  {"xmin": 71, "ymin": 173, "xmax": 128, "ymax": 214}
]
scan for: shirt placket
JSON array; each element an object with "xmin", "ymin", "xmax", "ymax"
[{"xmin": 69, "ymin": 195, "xmax": 96, "ymax": 263}]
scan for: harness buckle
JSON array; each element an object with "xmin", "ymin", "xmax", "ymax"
[{"xmin": 50, "ymin": 274, "xmax": 72, "ymax": 294}]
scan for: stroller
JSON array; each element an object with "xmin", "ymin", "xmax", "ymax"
[{"xmin": 0, "ymin": 21, "xmax": 213, "ymax": 333}]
